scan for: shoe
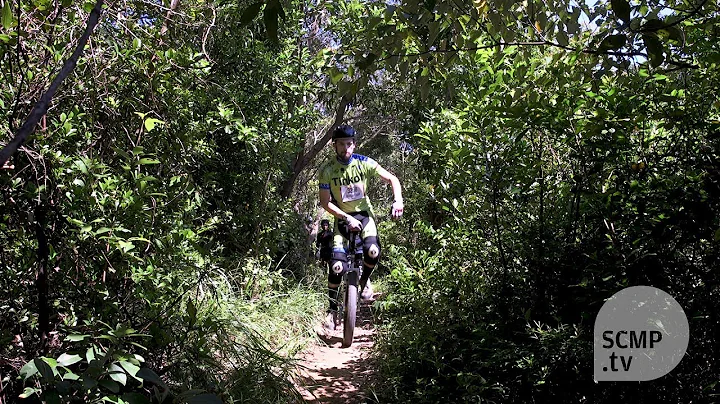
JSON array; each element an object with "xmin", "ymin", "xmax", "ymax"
[
  {"xmin": 360, "ymin": 279, "xmax": 373, "ymax": 300},
  {"xmin": 323, "ymin": 311, "xmax": 336, "ymax": 331}
]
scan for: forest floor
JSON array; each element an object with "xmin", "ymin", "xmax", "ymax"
[{"xmin": 295, "ymin": 293, "xmax": 379, "ymax": 403}]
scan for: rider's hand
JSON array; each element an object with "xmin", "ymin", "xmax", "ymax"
[
  {"xmin": 345, "ymin": 215, "xmax": 362, "ymax": 231},
  {"xmin": 391, "ymin": 200, "xmax": 404, "ymax": 219}
]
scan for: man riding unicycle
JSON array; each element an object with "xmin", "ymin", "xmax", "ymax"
[{"xmin": 317, "ymin": 124, "xmax": 404, "ymax": 331}]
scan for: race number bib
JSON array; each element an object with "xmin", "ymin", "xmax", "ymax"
[{"xmin": 341, "ymin": 183, "xmax": 365, "ymax": 202}]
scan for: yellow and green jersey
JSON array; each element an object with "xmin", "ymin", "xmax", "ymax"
[{"xmin": 318, "ymin": 154, "xmax": 379, "ymax": 216}]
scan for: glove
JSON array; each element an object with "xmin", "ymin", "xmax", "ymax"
[
  {"xmin": 391, "ymin": 200, "xmax": 404, "ymax": 219},
  {"xmin": 315, "ymin": 250, "xmax": 321, "ymax": 260}
]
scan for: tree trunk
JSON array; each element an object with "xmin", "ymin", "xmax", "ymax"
[
  {"xmin": 279, "ymin": 95, "xmax": 351, "ymax": 198},
  {"xmin": 0, "ymin": 0, "xmax": 105, "ymax": 166}
]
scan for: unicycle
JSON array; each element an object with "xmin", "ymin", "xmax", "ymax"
[{"xmin": 338, "ymin": 230, "xmax": 362, "ymax": 348}]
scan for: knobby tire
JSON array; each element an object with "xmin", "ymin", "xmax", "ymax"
[{"xmin": 343, "ymin": 272, "xmax": 358, "ymax": 348}]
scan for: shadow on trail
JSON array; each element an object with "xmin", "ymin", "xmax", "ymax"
[
  {"xmin": 315, "ymin": 330, "xmax": 374, "ymax": 347},
  {"xmin": 316, "ymin": 333, "xmax": 343, "ymax": 346},
  {"xmin": 297, "ymin": 298, "xmax": 378, "ymax": 404}
]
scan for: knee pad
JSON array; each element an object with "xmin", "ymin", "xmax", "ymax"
[
  {"xmin": 330, "ymin": 251, "xmax": 347, "ymax": 275},
  {"xmin": 363, "ymin": 236, "xmax": 381, "ymax": 266}
]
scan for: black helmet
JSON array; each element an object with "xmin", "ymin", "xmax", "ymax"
[
  {"xmin": 320, "ymin": 219, "xmax": 330, "ymax": 226},
  {"xmin": 332, "ymin": 125, "xmax": 356, "ymax": 141}
]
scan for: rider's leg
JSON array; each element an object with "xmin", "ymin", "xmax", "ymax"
[
  {"xmin": 327, "ymin": 264, "xmax": 342, "ymax": 311},
  {"xmin": 328, "ymin": 221, "xmax": 348, "ymax": 311},
  {"xmin": 360, "ymin": 236, "xmax": 380, "ymax": 283},
  {"xmin": 328, "ymin": 250, "xmax": 347, "ymax": 309},
  {"xmin": 325, "ymin": 248, "xmax": 346, "ymax": 330},
  {"xmin": 360, "ymin": 216, "xmax": 381, "ymax": 294}
]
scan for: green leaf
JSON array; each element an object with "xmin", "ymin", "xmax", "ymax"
[
  {"xmin": 610, "ymin": 0, "xmax": 631, "ymax": 23},
  {"xmin": 19, "ymin": 387, "xmax": 39, "ymax": 399},
  {"xmin": 427, "ymin": 20, "xmax": 440, "ymax": 47},
  {"xmin": 57, "ymin": 353, "xmax": 83, "ymax": 367},
  {"xmin": 118, "ymin": 241, "xmax": 135, "ymax": 253},
  {"xmin": 666, "ymin": 25, "xmax": 684, "ymax": 44},
  {"xmin": 329, "ymin": 68, "xmax": 344, "ymax": 84},
  {"xmin": 74, "ymin": 159, "xmax": 89, "ymax": 174},
  {"xmin": 240, "ymin": 2, "xmax": 262, "ymax": 25},
  {"xmin": 99, "ymin": 379, "xmax": 120, "ymax": 393},
  {"xmin": 642, "ymin": 33, "xmax": 664, "ymax": 67},
  {"xmin": 35, "ymin": 358, "xmax": 55, "ymax": 383},
  {"xmin": 598, "ymin": 34, "xmax": 626, "ymax": 52},
  {"xmin": 94, "ymin": 227, "xmax": 113, "ymax": 235},
  {"xmin": 642, "ymin": 18, "xmax": 664, "ymax": 32},
  {"xmin": 2, "ymin": 1, "xmax": 14, "ymax": 29},
  {"xmin": 337, "ymin": 79, "xmax": 356, "ymax": 97},
  {"xmin": 119, "ymin": 361, "xmax": 141, "ymax": 381},
  {"xmin": 66, "ymin": 334, "xmax": 90, "ymax": 342},
  {"xmin": 144, "ymin": 118, "xmax": 164, "ymax": 132},
  {"xmin": 187, "ymin": 301, "xmax": 197, "ymax": 326},
  {"xmin": 20, "ymin": 360, "xmax": 39, "ymax": 380},
  {"xmin": 137, "ymin": 368, "xmax": 166, "ymax": 388},
  {"xmin": 138, "ymin": 158, "xmax": 160, "ymax": 165},
  {"xmin": 108, "ymin": 363, "xmax": 127, "ymax": 386},
  {"xmin": 86, "ymin": 346, "xmax": 97, "ymax": 362},
  {"xmin": 114, "ymin": 324, "xmax": 137, "ymax": 337},
  {"xmin": 63, "ymin": 371, "xmax": 81, "ymax": 381},
  {"xmin": 556, "ymin": 30, "xmax": 569, "ymax": 47}
]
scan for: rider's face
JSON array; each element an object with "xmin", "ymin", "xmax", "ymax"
[{"xmin": 334, "ymin": 138, "xmax": 355, "ymax": 162}]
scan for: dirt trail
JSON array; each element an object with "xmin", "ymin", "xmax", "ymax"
[{"xmin": 296, "ymin": 296, "xmax": 378, "ymax": 404}]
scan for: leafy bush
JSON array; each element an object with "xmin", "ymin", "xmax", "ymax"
[
  {"xmin": 18, "ymin": 324, "xmax": 171, "ymax": 403},
  {"xmin": 373, "ymin": 45, "xmax": 720, "ymax": 402}
]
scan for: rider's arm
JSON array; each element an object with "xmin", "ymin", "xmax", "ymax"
[
  {"xmin": 320, "ymin": 189, "xmax": 363, "ymax": 229},
  {"xmin": 376, "ymin": 165, "xmax": 404, "ymax": 218},
  {"xmin": 320, "ymin": 188, "xmax": 351, "ymax": 221}
]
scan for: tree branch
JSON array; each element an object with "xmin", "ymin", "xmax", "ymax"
[
  {"xmin": 279, "ymin": 94, "xmax": 352, "ymax": 198},
  {"xmin": 160, "ymin": 0, "xmax": 181, "ymax": 38},
  {"xmin": 635, "ymin": 0, "xmax": 710, "ymax": 33},
  {"xmin": 0, "ymin": 0, "xmax": 105, "ymax": 167}
]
